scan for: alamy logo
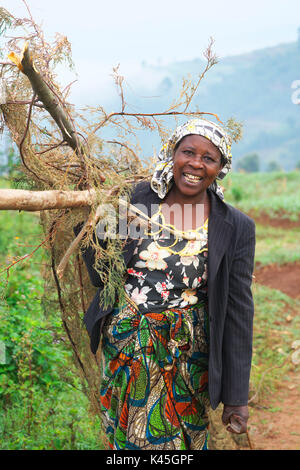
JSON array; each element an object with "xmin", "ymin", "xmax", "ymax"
[
  {"xmin": 95, "ymin": 199, "xmax": 205, "ymax": 240},
  {"xmin": 291, "ymin": 80, "xmax": 300, "ymax": 104}
]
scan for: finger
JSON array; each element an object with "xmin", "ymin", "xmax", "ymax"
[
  {"xmin": 222, "ymin": 410, "xmax": 233, "ymax": 426},
  {"xmin": 226, "ymin": 424, "xmax": 246, "ymax": 434},
  {"xmin": 227, "ymin": 419, "xmax": 247, "ymax": 434},
  {"xmin": 229, "ymin": 419, "xmax": 242, "ymax": 433},
  {"xmin": 222, "ymin": 415, "xmax": 228, "ymax": 425}
]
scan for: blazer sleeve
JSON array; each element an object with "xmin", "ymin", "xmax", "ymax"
[
  {"xmin": 73, "ymin": 222, "xmax": 105, "ymax": 288},
  {"xmin": 221, "ymin": 216, "xmax": 256, "ymax": 406}
]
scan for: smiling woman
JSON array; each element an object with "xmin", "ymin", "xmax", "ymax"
[
  {"xmin": 77, "ymin": 118, "xmax": 256, "ymax": 450},
  {"xmin": 165, "ymin": 135, "xmax": 225, "ymax": 222}
]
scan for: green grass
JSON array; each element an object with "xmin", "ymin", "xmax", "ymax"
[
  {"xmin": 255, "ymin": 224, "xmax": 300, "ymax": 266},
  {"xmin": 0, "ymin": 177, "xmax": 10, "ymax": 189},
  {"xmin": 0, "ymin": 206, "xmax": 104, "ymax": 450},
  {"xmin": 0, "ymin": 390, "xmax": 103, "ymax": 450},
  {"xmin": 223, "ymin": 171, "xmax": 300, "ymax": 220},
  {"xmin": 218, "ymin": 171, "xmax": 300, "ymax": 399},
  {"xmin": 250, "ymin": 284, "xmax": 300, "ymax": 400}
]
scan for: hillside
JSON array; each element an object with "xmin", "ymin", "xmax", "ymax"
[
  {"xmin": 2, "ymin": 39, "xmax": 300, "ymax": 171},
  {"xmin": 115, "ymin": 39, "xmax": 300, "ymax": 170}
]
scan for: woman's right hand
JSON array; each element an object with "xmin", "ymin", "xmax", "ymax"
[{"xmin": 222, "ymin": 404, "xmax": 249, "ymax": 434}]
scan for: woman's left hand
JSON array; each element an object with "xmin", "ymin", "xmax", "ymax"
[{"xmin": 222, "ymin": 404, "xmax": 249, "ymax": 434}]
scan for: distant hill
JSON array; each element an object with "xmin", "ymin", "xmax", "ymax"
[
  {"xmin": 107, "ymin": 39, "xmax": 300, "ymax": 171},
  {"xmin": 2, "ymin": 40, "xmax": 300, "ymax": 172}
]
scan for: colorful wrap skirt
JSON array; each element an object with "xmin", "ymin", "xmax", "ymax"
[{"xmin": 99, "ymin": 299, "xmax": 210, "ymax": 450}]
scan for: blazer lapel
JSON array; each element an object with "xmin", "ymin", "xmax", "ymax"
[{"xmin": 208, "ymin": 190, "xmax": 234, "ymax": 283}]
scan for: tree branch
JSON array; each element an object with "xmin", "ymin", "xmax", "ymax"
[
  {"xmin": 7, "ymin": 42, "xmax": 84, "ymax": 160},
  {"xmin": 93, "ymin": 110, "xmax": 222, "ymax": 133},
  {"xmin": 0, "ymin": 188, "xmax": 97, "ymax": 211},
  {"xmin": 18, "ymin": 43, "xmax": 79, "ymax": 151}
]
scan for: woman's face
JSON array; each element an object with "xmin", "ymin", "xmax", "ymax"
[{"xmin": 172, "ymin": 134, "xmax": 224, "ymax": 201}]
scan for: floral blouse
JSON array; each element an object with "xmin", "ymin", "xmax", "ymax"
[{"xmin": 124, "ymin": 206, "xmax": 208, "ymax": 313}]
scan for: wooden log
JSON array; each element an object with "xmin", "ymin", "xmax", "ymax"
[{"xmin": 0, "ymin": 188, "xmax": 97, "ymax": 211}]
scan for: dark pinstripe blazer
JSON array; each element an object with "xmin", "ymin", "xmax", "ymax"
[{"xmin": 77, "ymin": 181, "xmax": 256, "ymax": 410}]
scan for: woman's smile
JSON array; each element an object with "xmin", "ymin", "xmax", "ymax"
[{"xmin": 182, "ymin": 172, "xmax": 203, "ymax": 184}]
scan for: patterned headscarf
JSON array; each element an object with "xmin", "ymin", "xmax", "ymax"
[{"xmin": 150, "ymin": 118, "xmax": 232, "ymax": 200}]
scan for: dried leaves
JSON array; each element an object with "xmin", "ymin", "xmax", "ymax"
[{"xmin": 0, "ymin": 2, "xmax": 245, "ymax": 313}]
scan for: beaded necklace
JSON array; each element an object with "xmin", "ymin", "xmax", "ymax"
[{"xmin": 146, "ymin": 204, "xmax": 208, "ymax": 257}]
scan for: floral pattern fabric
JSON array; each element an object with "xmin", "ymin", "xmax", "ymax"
[
  {"xmin": 100, "ymin": 300, "xmax": 210, "ymax": 450},
  {"xmin": 124, "ymin": 212, "xmax": 208, "ymax": 314}
]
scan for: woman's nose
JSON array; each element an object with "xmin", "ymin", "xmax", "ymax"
[{"xmin": 190, "ymin": 155, "xmax": 205, "ymax": 167}]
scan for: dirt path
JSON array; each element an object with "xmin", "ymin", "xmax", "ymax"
[
  {"xmin": 248, "ymin": 370, "xmax": 300, "ymax": 450},
  {"xmin": 249, "ymin": 249, "xmax": 300, "ymax": 450}
]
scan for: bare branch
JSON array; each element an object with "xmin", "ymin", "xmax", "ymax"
[
  {"xmin": 18, "ymin": 91, "xmax": 50, "ymax": 184},
  {"xmin": 6, "ymin": 99, "xmax": 44, "ymax": 108},
  {"xmin": 56, "ymin": 202, "xmax": 105, "ymax": 279},
  {"xmin": 0, "ymin": 234, "xmax": 50, "ymax": 276},
  {"xmin": 93, "ymin": 110, "xmax": 223, "ymax": 134},
  {"xmin": 184, "ymin": 37, "xmax": 218, "ymax": 112},
  {"xmin": 0, "ymin": 61, "xmax": 17, "ymax": 67}
]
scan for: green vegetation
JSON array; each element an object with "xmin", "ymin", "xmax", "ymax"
[
  {"xmin": 223, "ymin": 171, "xmax": 300, "ymax": 220},
  {"xmin": 0, "ymin": 205, "xmax": 103, "ymax": 450},
  {"xmin": 0, "ymin": 145, "xmax": 19, "ymax": 177},
  {"xmin": 250, "ymin": 284, "xmax": 300, "ymax": 401},
  {"xmin": 267, "ymin": 161, "xmax": 282, "ymax": 172},
  {"xmin": 0, "ymin": 172, "xmax": 299, "ymax": 448},
  {"xmin": 236, "ymin": 153, "xmax": 260, "ymax": 173},
  {"xmin": 255, "ymin": 224, "xmax": 300, "ymax": 266}
]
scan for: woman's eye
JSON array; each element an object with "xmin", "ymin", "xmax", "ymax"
[
  {"xmin": 183, "ymin": 150, "xmax": 193, "ymax": 156},
  {"xmin": 203, "ymin": 155, "xmax": 213, "ymax": 162}
]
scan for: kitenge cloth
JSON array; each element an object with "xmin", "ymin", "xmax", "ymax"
[
  {"xmin": 99, "ymin": 300, "xmax": 210, "ymax": 450},
  {"xmin": 151, "ymin": 118, "xmax": 232, "ymax": 200}
]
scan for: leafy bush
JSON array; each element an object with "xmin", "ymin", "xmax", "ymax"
[
  {"xmin": 267, "ymin": 160, "xmax": 282, "ymax": 172},
  {"xmin": 0, "ymin": 203, "xmax": 103, "ymax": 449},
  {"xmin": 236, "ymin": 153, "xmax": 260, "ymax": 173},
  {"xmin": 230, "ymin": 186, "xmax": 244, "ymax": 202}
]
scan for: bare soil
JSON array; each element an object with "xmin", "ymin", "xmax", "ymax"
[
  {"xmin": 245, "ymin": 212, "xmax": 300, "ymax": 450},
  {"xmin": 248, "ymin": 370, "xmax": 300, "ymax": 450},
  {"xmin": 254, "ymin": 262, "xmax": 300, "ymax": 300},
  {"xmin": 252, "ymin": 210, "xmax": 300, "ymax": 300},
  {"xmin": 249, "ymin": 211, "xmax": 300, "ymax": 230}
]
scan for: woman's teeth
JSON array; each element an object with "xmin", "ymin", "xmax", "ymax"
[{"xmin": 183, "ymin": 173, "xmax": 202, "ymax": 183}]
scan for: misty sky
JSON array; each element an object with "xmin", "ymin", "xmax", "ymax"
[{"xmin": 1, "ymin": 0, "xmax": 300, "ymax": 103}]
